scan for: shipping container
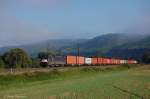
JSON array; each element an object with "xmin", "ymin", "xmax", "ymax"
[
  {"xmin": 120, "ymin": 60, "xmax": 124, "ymax": 64},
  {"xmin": 77, "ymin": 56, "xmax": 85, "ymax": 65},
  {"xmin": 66, "ymin": 56, "xmax": 77, "ymax": 65},
  {"xmin": 98, "ymin": 58, "xmax": 103, "ymax": 64},
  {"xmin": 117, "ymin": 59, "xmax": 121, "ymax": 65},
  {"xmin": 92, "ymin": 57, "xmax": 98, "ymax": 65},
  {"xmin": 102, "ymin": 58, "xmax": 110, "ymax": 64},
  {"xmin": 85, "ymin": 58, "xmax": 92, "ymax": 65},
  {"xmin": 123, "ymin": 60, "xmax": 127, "ymax": 64},
  {"xmin": 110, "ymin": 58, "xmax": 114, "ymax": 65},
  {"xmin": 106, "ymin": 58, "xmax": 111, "ymax": 64},
  {"xmin": 114, "ymin": 59, "xmax": 118, "ymax": 65},
  {"xmin": 125, "ymin": 60, "xmax": 128, "ymax": 64},
  {"xmin": 129, "ymin": 60, "xmax": 137, "ymax": 64},
  {"xmin": 128, "ymin": 60, "xmax": 133, "ymax": 64}
]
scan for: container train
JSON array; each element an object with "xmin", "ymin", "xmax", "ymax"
[{"xmin": 40, "ymin": 55, "xmax": 138, "ymax": 67}]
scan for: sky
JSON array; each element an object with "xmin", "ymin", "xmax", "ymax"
[{"xmin": 0, "ymin": 0, "xmax": 150, "ymax": 47}]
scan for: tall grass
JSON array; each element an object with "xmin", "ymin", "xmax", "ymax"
[{"xmin": 0, "ymin": 65, "xmax": 138, "ymax": 90}]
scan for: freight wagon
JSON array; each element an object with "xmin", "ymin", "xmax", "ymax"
[
  {"xmin": 85, "ymin": 58, "xmax": 92, "ymax": 65},
  {"xmin": 66, "ymin": 56, "xmax": 85, "ymax": 65},
  {"xmin": 40, "ymin": 55, "xmax": 138, "ymax": 67},
  {"xmin": 48, "ymin": 56, "xmax": 66, "ymax": 66}
]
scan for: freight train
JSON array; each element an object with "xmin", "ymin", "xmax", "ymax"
[{"xmin": 40, "ymin": 55, "xmax": 138, "ymax": 67}]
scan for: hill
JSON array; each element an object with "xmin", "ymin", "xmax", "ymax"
[
  {"xmin": 0, "ymin": 39, "xmax": 87, "ymax": 57},
  {"xmin": 62, "ymin": 33, "xmax": 147, "ymax": 56},
  {"xmin": 0, "ymin": 33, "xmax": 149, "ymax": 60},
  {"xmin": 105, "ymin": 35, "xmax": 150, "ymax": 60},
  {"xmin": 116, "ymin": 36, "xmax": 150, "ymax": 49},
  {"xmin": 79, "ymin": 33, "xmax": 139, "ymax": 54}
]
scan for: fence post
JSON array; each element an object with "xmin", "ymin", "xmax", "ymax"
[{"xmin": 10, "ymin": 68, "xmax": 13, "ymax": 74}]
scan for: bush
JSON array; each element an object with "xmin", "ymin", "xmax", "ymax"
[
  {"xmin": 142, "ymin": 52, "xmax": 150, "ymax": 64},
  {"xmin": 31, "ymin": 58, "xmax": 41, "ymax": 68},
  {"xmin": 0, "ymin": 57, "xmax": 5, "ymax": 68}
]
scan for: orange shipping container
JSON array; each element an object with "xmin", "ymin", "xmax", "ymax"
[
  {"xmin": 116, "ymin": 59, "xmax": 120, "ymax": 64},
  {"xmin": 113, "ymin": 59, "xmax": 117, "ymax": 65},
  {"xmin": 119, "ymin": 59, "xmax": 122, "ymax": 64},
  {"xmin": 102, "ymin": 58, "xmax": 108, "ymax": 64},
  {"xmin": 92, "ymin": 58, "xmax": 98, "ymax": 65},
  {"xmin": 66, "ymin": 56, "xmax": 77, "ymax": 65},
  {"xmin": 110, "ymin": 58, "xmax": 114, "ymax": 64},
  {"xmin": 77, "ymin": 56, "xmax": 85, "ymax": 65},
  {"xmin": 106, "ymin": 58, "xmax": 111, "ymax": 64},
  {"xmin": 128, "ymin": 60, "xmax": 134, "ymax": 64},
  {"xmin": 98, "ymin": 58, "xmax": 103, "ymax": 64}
]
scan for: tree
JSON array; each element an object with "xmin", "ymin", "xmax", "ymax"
[
  {"xmin": 38, "ymin": 52, "xmax": 49, "ymax": 60},
  {"xmin": 2, "ymin": 48, "xmax": 32, "ymax": 68},
  {"xmin": 38, "ymin": 50, "xmax": 57, "ymax": 59},
  {"xmin": 31, "ymin": 58, "xmax": 41, "ymax": 68},
  {"xmin": 0, "ymin": 56, "xmax": 5, "ymax": 68},
  {"xmin": 142, "ymin": 52, "xmax": 150, "ymax": 64}
]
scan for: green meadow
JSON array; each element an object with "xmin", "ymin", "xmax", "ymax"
[{"xmin": 0, "ymin": 65, "xmax": 150, "ymax": 99}]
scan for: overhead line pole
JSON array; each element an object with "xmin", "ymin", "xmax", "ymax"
[{"xmin": 77, "ymin": 43, "xmax": 80, "ymax": 65}]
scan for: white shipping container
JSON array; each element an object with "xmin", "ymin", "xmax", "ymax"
[
  {"xmin": 125, "ymin": 60, "xmax": 128, "ymax": 64},
  {"xmin": 123, "ymin": 60, "xmax": 126, "ymax": 64},
  {"xmin": 120, "ymin": 60, "xmax": 124, "ymax": 64},
  {"xmin": 85, "ymin": 58, "xmax": 92, "ymax": 64}
]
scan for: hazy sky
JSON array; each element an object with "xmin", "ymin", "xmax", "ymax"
[{"xmin": 0, "ymin": 0, "xmax": 150, "ymax": 46}]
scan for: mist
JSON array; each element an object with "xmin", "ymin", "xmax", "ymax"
[{"xmin": 0, "ymin": 0, "xmax": 150, "ymax": 47}]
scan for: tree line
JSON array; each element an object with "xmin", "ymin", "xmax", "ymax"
[
  {"xmin": 0, "ymin": 48, "xmax": 150, "ymax": 68},
  {"xmin": 0, "ymin": 48, "xmax": 57, "ymax": 68},
  {"xmin": 142, "ymin": 52, "xmax": 150, "ymax": 64}
]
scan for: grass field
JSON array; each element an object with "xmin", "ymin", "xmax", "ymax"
[{"xmin": 0, "ymin": 65, "xmax": 150, "ymax": 99}]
